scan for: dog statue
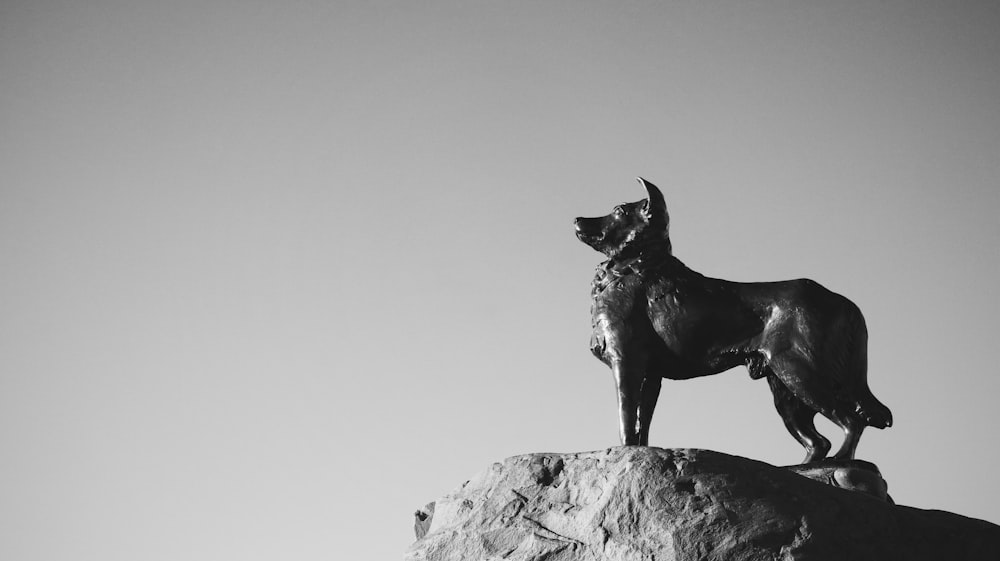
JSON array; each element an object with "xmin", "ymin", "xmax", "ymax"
[{"xmin": 574, "ymin": 178, "xmax": 892, "ymax": 462}]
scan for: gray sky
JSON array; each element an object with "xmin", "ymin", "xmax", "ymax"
[{"xmin": 2, "ymin": 1, "xmax": 999, "ymax": 559}]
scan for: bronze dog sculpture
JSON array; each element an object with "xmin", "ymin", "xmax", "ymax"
[{"xmin": 575, "ymin": 178, "xmax": 891, "ymax": 462}]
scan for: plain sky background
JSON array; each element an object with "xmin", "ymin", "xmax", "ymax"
[{"xmin": 2, "ymin": 1, "xmax": 999, "ymax": 559}]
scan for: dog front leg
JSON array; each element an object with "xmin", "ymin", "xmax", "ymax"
[
  {"xmin": 637, "ymin": 375, "xmax": 662, "ymax": 446},
  {"xmin": 612, "ymin": 359, "xmax": 644, "ymax": 445}
]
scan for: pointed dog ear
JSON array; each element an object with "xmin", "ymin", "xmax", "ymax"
[{"xmin": 637, "ymin": 177, "xmax": 669, "ymax": 225}]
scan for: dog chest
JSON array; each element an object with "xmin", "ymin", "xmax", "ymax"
[{"xmin": 589, "ymin": 275, "xmax": 647, "ymax": 361}]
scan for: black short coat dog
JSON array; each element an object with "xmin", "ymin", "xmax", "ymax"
[{"xmin": 575, "ymin": 178, "xmax": 891, "ymax": 462}]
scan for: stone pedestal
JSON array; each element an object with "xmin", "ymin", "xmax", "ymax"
[{"xmin": 406, "ymin": 447, "xmax": 999, "ymax": 561}]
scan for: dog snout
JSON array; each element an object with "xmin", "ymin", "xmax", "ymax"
[
  {"xmin": 574, "ymin": 217, "xmax": 606, "ymax": 247},
  {"xmin": 575, "ymin": 217, "xmax": 598, "ymax": 237}
]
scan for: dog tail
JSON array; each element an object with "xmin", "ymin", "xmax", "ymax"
[
  {"xmin": 841, "ymin": 300, "xmax": 893, "ymax": 429},
  {"xmin": 856, "ymin": 390, "xmax": 893, "ymax": 429}
]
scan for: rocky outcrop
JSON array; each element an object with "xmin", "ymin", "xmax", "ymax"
[{"xmin": 405, "ymin": 447, "xmax": 1000, "ymax": 561}]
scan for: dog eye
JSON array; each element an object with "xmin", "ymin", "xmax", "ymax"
[{"xmin": 613, "ymin": 206, "xmax": 625, "ymax": 217}]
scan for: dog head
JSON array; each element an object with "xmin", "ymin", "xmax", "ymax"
[{"xmin": 575, "ymin": 178, "xmax": 671, "ymax": 258}]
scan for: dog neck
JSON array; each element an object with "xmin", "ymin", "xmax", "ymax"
[
  {"xmin": 611, "ymin": 237, "xmax": 672, "ymax": 267},
  {"xmin": 593, "ymin": 239, "xmax": 676, "ymax": 294}
]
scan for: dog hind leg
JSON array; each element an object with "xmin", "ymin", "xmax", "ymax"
[
  {"xmin": 766, "ymin": 370, "xmax": 831, "ymax": 463},
  {"xmin": 831, "ymin": 409, "xmax": 866, "ymax": 460}
]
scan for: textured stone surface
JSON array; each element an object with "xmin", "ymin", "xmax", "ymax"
[{"xmin": 405, "ymin": 447, "xmax": 1000, "ymax": 561}]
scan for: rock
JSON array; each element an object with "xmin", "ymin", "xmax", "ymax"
[
  {"xmin": 414, "ymin": 503, "xmax": 435, "ymax": 539},
  {"xmin": 405, "ymin": 447, "xmax": 1000, "ymax": 561}
]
